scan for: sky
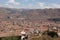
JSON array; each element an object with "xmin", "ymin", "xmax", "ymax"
[{"xmin": 0, "ymin": 0, "xmax": 60, "ymax": 9}]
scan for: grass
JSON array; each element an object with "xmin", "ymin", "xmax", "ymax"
[
  {"xmin": 1, "ymin": 36, "xmax": 18, "ymax": 40},
  {"xmin": 30, "ymin": 35, "xmax": 60, "ymax": 40},
  {"xmin": 0, "ymin": 35, "xmax": 60, "ymax": 40}
]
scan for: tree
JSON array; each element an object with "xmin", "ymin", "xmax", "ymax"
[{"xmin": 42, "ymin": 31, "xmax": 58, "ymax": 38}]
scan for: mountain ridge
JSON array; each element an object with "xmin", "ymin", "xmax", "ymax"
[{"xmin": 0, "ymin": 7, "xmax": 60, "ymax": 20}]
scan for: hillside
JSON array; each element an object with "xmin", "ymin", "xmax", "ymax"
[
  {"xmin": 0, "ymin": 7, "xmax": 60, "ymax": 37},
  {"xmin": 0, "ymin": 8, "xmax": 60, "ymax": 20}
]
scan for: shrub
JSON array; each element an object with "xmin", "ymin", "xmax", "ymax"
[{"xmin": 42, "ymin": 31, "xmax": 58, "ymax": 38}]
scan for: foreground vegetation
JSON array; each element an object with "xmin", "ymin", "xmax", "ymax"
[
  {"xmin": 0, "ymin": 31, "xmax": 60, "ymax": 40},
  {"xmin": 0, "ymin": 35, "xmax": 60, "ymax": 40},
  {"xmin": 30, "ymin": 35, "xmax": 60, "ymax": 40},
  {"xmin": 1, "ymin": 36, "xmax": 18, "ymax": 40}
]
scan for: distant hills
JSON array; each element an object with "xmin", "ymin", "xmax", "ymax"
[{"xmin": 0, "ymin": 7, "xmax": 60, "ymax": 21}]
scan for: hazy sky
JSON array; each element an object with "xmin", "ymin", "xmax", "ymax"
[{"xmin": 0, "ymin": 0, "xmax": 60, "ymax": 9}]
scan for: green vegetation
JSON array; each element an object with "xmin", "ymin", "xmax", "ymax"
[
  {"xmin": 1, "ymin": 36, "xmax": 18, "ymax": 40},
  {"xmin": 0, "ymin": 31, "xmax": 60, "ymax": 40},
  {"xmin": 30, "ymin": 35, "xmax": 60, "ymax": 40},
  {"xmin": 0, "ymin": 35, "xmax": 60, "ymax": 40},
  {"xmin": 30, "ymin": 31, "xmax": 60, "ymax": 40},
  {"xmin": 42, "ymin": 31, "xmax": 58, "ymax": 37}
]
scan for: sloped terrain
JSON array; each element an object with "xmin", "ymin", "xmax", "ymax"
[{"xmin": 0, "ymin": 7, "xmax": 60, "ymax": 37}]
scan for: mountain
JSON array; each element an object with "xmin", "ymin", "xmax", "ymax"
[{"xmin": 0, "ymin": 7, "xmax": 60, "ymax": 21}]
